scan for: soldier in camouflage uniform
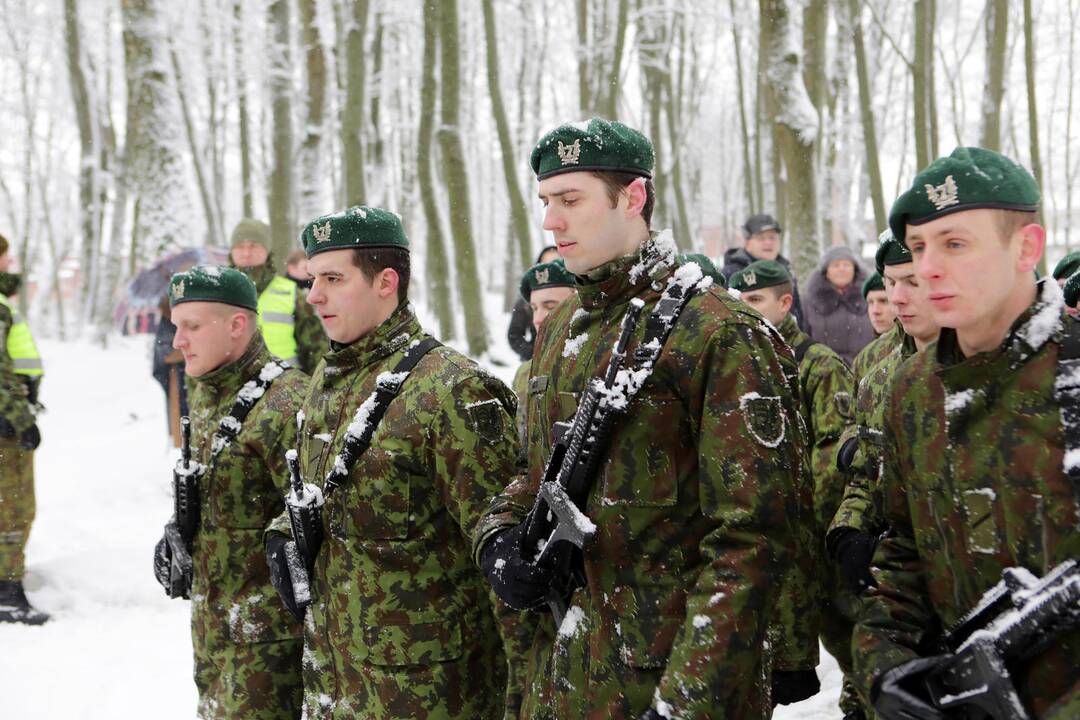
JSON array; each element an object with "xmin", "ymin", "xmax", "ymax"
[
  {"xmin": 0, "ymin": 232, "xmax": 48, "ymax": 625},
  {"xmin": 853, "ymin": 147, "xmax": 1080, "ymax": 719},
  {"xmin": 152, "ymin": 266, "xmax": 306, "ymax": 719},
  {"xmin": 512, "ymin": 259, "xmax": 577, "ymax": 439},
  {"xmin": 863, "ymin": 271, "xmax": 896, "ymax": 336},
  {"xmin": 230, "ymin": 219, "xmax": 327, "ymax": 374},
  {"xmin": 851, "ymin": 263, "xmax": 903, "ymax": 384},
  {"xmin": 474, "ymin": 118, "xmax": 810, "ymax": 720},
  {"xmin": 731, "ymin": 259, "xmax": 855, "ymax": 709},
  {"xmin": 264, "ymin": 207, "xmax": 528, "ymax": 720}
]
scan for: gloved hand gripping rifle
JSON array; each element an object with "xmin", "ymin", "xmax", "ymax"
[
  {"xmin": 281, "ymin": 414, "xmax": 325, "ymax": 615},
  {"xmin": 164, "ymin": 416, "xmax": 202, "ymax": 599}
]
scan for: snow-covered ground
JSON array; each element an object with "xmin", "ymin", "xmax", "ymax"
[{"xmin": 1, "ymin": 333, "xmax": 841, "ymax": 718}]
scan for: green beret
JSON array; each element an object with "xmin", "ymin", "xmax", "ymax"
[
  {"xmin": 1065, "ymin": 273, "xmax": 1080, "ymax": 309},
  {"xmin": 530, "ymin": 118, "xmax": 654, "ymax": 180},
  {"xmin": 169, "ymin": 265, "xmax": 258, "ymax": 311},
  {"xmin": 678, "ymin": 253, "xmax": 726, "ymax": 289},
  {"xmin": 889, "ymin": 146, "xmax": 1040, "ymax": 243},
  {"xmin": 729, "ymin": 259, "xmax": 792, "ymax": 292},
  {"xmin": 520, "ymin": 259, "xmax": 576, "ymax": 302},
  {"xmin": 875, "ymin": 228, "xmax": 912, "ymax": 273},
  {"xmin": 301, "ymin": 206, "xmax": 408, "ymax": 258},
  {"xmin": 862, "ymin": 272, "xmax": 885, "ymax": 299},
  {"xmin": 230, "ymin": 218, "xmax": 271, "ymax": 249},
  {"xmin": 1053, "ymin": 252, "xmax": 1080, "ymax": 280}
]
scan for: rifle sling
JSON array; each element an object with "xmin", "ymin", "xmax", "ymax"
[
  {"xmin": 793, "ymin": 336, "xmax": 818, "ymax": 364},
  {"xmin": 322, "ymin": 337, "xmax": 442, "ymax": 497}
]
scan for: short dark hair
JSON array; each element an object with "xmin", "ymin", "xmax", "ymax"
[
  {"xmin": 350, "ymin": 247, "xmax": 411, "ymax": 304},
  {"xmin": 591, "ymin": 171, "xmax": 655, "ymax": 227},
  {"xmin": 285, "ymin": 249, "xmax": 307, "ymax": 267},
  {"xmin": 767, "ymin": 281, "xmax": 794, "ymax": 300},
  {"xmin": 997, "ymin": 209, "xmax": 1039, "ymax": 242}
]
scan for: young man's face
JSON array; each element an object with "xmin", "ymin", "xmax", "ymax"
[
  {"xmin": 866, "ymin": 289, "xmax": 895, "ymax": 334},
  {"xmin": 883, "ymin": 262, "xmax": 938, "ymax": 343},
  {"xmin": 306, "ymin": 249, "xmax": 394, "ymax": 344},
  {"xmin": 172, "ymin": 302, "xmax": 243, "ymax": 377},
  {"xmin": 529, "ymin": 286, "xmax": 575, "ymax": 332},
  {"xmin": 539, "ymin": 172, "xmax": 645, "ymax": 274},
  {"xmin": 906, "ymin": 209, "xmax": 1042, "ymax": 334},
  {"xmin": 745, "ymin": 229, "xmax": 781, "ymax": 260},
  {"xmin": 738, "ymin": 287, "xmax": 792, "ymax": 328},
  {"xmin": 231, "ymin": 240, "xmax": 269, "ymax": 269}
]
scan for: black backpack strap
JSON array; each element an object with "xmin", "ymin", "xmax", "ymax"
[
  {"xmin": 1054, "ymin": 318, "xmax": 1080, "ymax": 482},
  {"xmin": 793, "ymin": 336, "xmax": 817, "ymax": 364},
  {"xmin": 210, "ymin": 359, "xmax": 290, "ymax": 458},
  {"xmin": 323, "ymin": 337, "xmax": 442, "ymax": 495},
  {"xmin": 627, "ymin": 267, "xmax": 701, "ymax": 398}
]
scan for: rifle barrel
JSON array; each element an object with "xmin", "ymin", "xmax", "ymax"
[{"xmin": 180, "ymin": 416, "xmax": 191, "ymax": 469}]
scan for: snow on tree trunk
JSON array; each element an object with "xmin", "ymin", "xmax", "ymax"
[
  {"xmin": 297, "ymin": 0, "xmax": 328, "ymax": 221},
  {"xmin": 267, "ymin": 0, "xmax": 294, "ymax": 265}
]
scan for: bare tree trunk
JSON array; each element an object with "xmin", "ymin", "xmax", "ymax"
[
  {"xmin": 848, "ymin": 0, "xmax": 886, "ymax": 232},
  {"xmin": 267, "ymin": 0, "xmax": 293, "ymax": 264},
  {"xmin": 729, "ymin": 0, "xmax": 756, "ymax": 212},
  {"xmin": 233, "ymin": 0, "xmax": 254, "ymax": 218},
  {"xmin": 980, "ymin": 0, "xmax": 1008, "ymax": 150},
  {"xmin": 912, "ymin": 0, "xmax": 935, "ymax": 169},
  {"xmin": 369, "ymin": 9, "xmax": 386, "ymax": 171},
  {"xmin": 760, "ymin": 0, "xmax": 819, "ymax": 279},
  {"xmin": 170, "ymin": 45, "xmax": 219, "ymax": 246},
  {"xmin": 601, "ymin": 0, "xmax": 630, "ymax": 118},
  {"xmin": 576, "ymin": 0, "xmax": 591, "ymax": 114},
  {"xmin": 296, "ymin": 0, "xmax": 328, "ymax": 219},
  {"xmin": 1023, "ymin": 0, "xmax": 1044, "ymax": 226},
  {"xmin": 436, "ymin": 0, "xmax": 488, "ymax": 356},
  {"xmin": 342, "ymin": 0, "xmax": 371, "ymax": 207},
  {"xmin": 418, "ymin": 1, "xmax": 453, "ymax": 339}
]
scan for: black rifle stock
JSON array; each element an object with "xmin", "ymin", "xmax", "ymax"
[
  {"xmin": 521, "ymin": 299, "xmax": 644, "ymax": 624},
  {"xmin": 163, "ymin": 521, "xmax": 193, "ymax": 599},
  {"xmin": 282, "ymin": 439, "xmax": 324, "ymax": 616},
  {"xmin": 164, "ymin": 416, "xmax": 201, "ymax": 599},
  {"xmin": 919, "ymin": 559, "xmax": 1080, "ymax": 719}
]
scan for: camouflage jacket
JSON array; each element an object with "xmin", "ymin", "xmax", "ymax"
[
  {"xmin": 853, "ymin": 280, "xmax": 1080, "ymax": 717},
  {"xmin": 186, "ymin": 333, "xmax": 307, "ymax": 649},
  {"xmin": 241, "ymin": 259, "xmax": 327, "ymax": 374},
  {"xmin": 851, "ymin": 322, "xmax": 903, "ymax": 384},
  {"xmin": 828, "ymin": 330, "xmax": 917, "ymax": 542},
  {"xmin": 267, "ymin": 303, "xmax": 527, "ymax": 720},
  {"xmin": 0, "ymin": 273, "xmax": 34, "ymax": 434},
  {"xmin": 512, "ymin": 360, "xmax": 530, "ymax": 443},
  {"xmin": 473, "ymin": 235, "xmax": 809, "ymax": 719}
]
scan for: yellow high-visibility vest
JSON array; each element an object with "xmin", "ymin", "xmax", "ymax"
[
  {"xmin": 257, "ymin": 275, "xmax": 298, "ymax": 367},
  {"xmin": 0, "ymin": 294, "xmax": 43, "ymax": 376}
]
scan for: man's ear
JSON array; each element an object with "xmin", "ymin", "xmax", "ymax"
[
  {"xmin": 378, "ymin": 268, "xmax": 400, "ymax": 300},
  {"xmin": 623, "ymin": 178, "xmax": 647, "ymax": 218},
  {"xmin": 1015, "ymin": 223, "xmax": 1045, "ymax": 274}
]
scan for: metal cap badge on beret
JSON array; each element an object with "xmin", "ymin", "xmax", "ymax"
[
  {"xmin": 874, "ymin": 228, "xmax": 912, "ymax": 273},
  {"xmin": 520, "ymin": 258, "xmax": 576, "ymax": 302},
  {"xmin": 678, "ymin": 253, "xmax": 726, "ymax": 289},
  {"xmin": 729, "ymin": 259, "xmax": 792, "ymax": 292},
  {"xmin": 230, "ymin": 218, "xmax": 271, "ymax": 249},
  {"xmin": 169, "ymin": 265, "xmax": 259, "ymax": 311},
  {"xmin": 530, "ymin": 118, "xmax": 654, "ymax": 180},
  {"xmin": 862, "ymin": 271, "xmax": 885, "ymax": 299},
  {"xmin": 1053, "ymin": 251, "xmax": 1080, "ymax": 281},
  {"xmin": 889, "ymin": 146, "xmax": 1040, "ymax": 243},
  {"xmin": 301, "ymin": 206, "xmax": 408, "ymax": 258}
]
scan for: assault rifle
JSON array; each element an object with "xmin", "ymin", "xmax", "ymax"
[
  {"xmin": 919, "ymin": 559, "xmax": 1080, "ymax": 719},
  {"xmin": 521, "ymin": 299, "xmax": 645, "ymax": 624},
  {"xmin": 281, "ymin": 413, "xmax": 325, "ymax": 616},
  {"xmin": 164, "ymin": 416, "xmax": 201, "ymax": 599}
]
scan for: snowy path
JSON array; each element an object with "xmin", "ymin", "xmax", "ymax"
[{"xmin": 1, "ymin": 335, "xmax": 841, "ymax": 718}]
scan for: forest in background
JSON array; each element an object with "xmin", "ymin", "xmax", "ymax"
[{"xmin": 0, "ymin": 0, "xmax": 1078, "ymax": 356}]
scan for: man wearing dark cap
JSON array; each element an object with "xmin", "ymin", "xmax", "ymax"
[
  {"xmin": 262, "ymin": 206, "xmax": 527, "ymax": 719},
  {"xmin": 473, "ymin": 118, "xmax": 809, "ymax": 719},
  {"xmin": 1052, "ymin": 252, "xmax": 1080, "ymax": 318},
  {"xmin": 853, "ymin": 147, "xmax": 1079, "ymax": 719},
  {"xmin": 863, "ymin": 272, "xmax": 895, "ymax": 337},
  {"xmin": 722, "ymin": 212, "xmax": 807, "ymax": 330},
  {"xmin": 229, "ymin": 219, "xmax": 326, "ymax": 373},
  {"xmin": 731, "ymin": 258, "xmax": 854, "ymax": 709},
  {"xmin": 152, "ymin": 265, "xmax": 307, "ymax": 719},
  {"xmin": 0, "ymin": 232, "xmax": 47, "ymax": 624},
  {"xmin": 850, "ymin": 231, "xmax": 908, "ymax": 383}
]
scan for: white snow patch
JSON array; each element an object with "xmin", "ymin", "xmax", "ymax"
[
  {"xmin": 563, "ymin": 332, "xmax": 589, "ymax": 358},
  {"xmin": 1065, "ymin": 448, "xmax": 1080, "ymax": 473},
  {"xmin": 287, "ymin": 483, "xmax": 324, "ymax": 508},
  {"xmin": 692, "ymin": 614, "xmax": 711, "ymax": 629},
  {"xmin": 557, "ymin": 605, "xmax": 587, "ymax": 639},
  {"xmin": 1016, "ymin": 279, "xmax": 1064, "ymax": 353},
  {"xmin": 709, "ymin": 592, "xmax": 726, "ymax": 605},
  {"xmin": 944, "ymin": 389, "xmax": 976, "ymax": 414}
]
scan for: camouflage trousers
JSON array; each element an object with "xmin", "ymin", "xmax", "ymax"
[
  {"xmin": 819, "ymin": 573, "xmax": 871, "ymax": 718},
  {"xmin": 193, "ymin": 635, "xmax": 303, "ymax": 720},
  {"xmin": 0, "ymin": 440, "xmax": 34, "ymax": 581}
]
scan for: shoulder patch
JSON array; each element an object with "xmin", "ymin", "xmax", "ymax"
[
  {"xmin": 528, "ymin": 375, "xmax": 549, "ymax": 394},
  {"xmin": 464, "ymin": 397, "xmax": 506, "ymax": 437},
  {"xmin": 740, "ymin": 393, "xmax": 786, "ymax": 448},
  {"xmin": 834, "ymin": 390, "xmax": 853, "ymax": 419}
]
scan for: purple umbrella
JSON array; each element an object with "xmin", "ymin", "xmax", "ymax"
[{"xmin": 114, "ymin": 247, "xmax": 230, "ymax": 333}]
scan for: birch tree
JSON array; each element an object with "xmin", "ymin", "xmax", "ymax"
[{"xmin": 267, "ymin": 0, "xmax": 293, "ymax": 262}]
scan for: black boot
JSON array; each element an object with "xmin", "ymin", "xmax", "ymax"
[{"xmin": 0, "ymin": 580, "xmax": 50, "ymax": 625}]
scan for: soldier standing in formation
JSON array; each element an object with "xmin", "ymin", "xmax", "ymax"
[
  {"xmin": 229, "ymin": 219, "xmax": 327, "ymax": 373},
  {"xmin": 0, "ymin": 232, "xmax": 47, "ymax": 625},
  {"xmin": 862, "ymin": 271, "xmax": 896, "ymax": 339},
  {"xmin": 511, "ymin": 258, "xmax": 577, "ymax": 405},
  {"xmin": 263, "ymin": 207, "xmax": 527, "ymax": 719},
  {"xmin": 153, "ymin": 266, "xmax": 307, "ymax": 718},
  {"xmin": 853, "ymin": 147, "xmax": 1079, "ymax": 718},
  {"xmin": 474, "ymin": 118, "xmax": 810, "ymax": 719}
]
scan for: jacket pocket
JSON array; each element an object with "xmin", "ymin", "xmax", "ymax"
[
  {"xmin": 331, "ymin": 452, "xmax": 412, "ymax": 541},
  {"xmin": 601, "ymin": 397, "xmax": 680, "ymax": 507},
  {"xmin": 609, "ymin": 585, "xmax": 684, "ymax": 669},
  {"xmin": 363, "ymin": 614, "xmax": 464, "ymax": 666},
  {"xmin": 960, "ymin": 487, "xmax": 1002, "ymax": 556}
]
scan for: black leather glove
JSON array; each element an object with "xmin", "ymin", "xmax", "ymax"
[
  {"xmin": 637, "ymin": 709, "xmax": 664, "ymax": 720},
  {"xmin": 872, "ymin": 656, "xmax": 947, "ymax": 720},
  {"xmin": 836, "ymin": 436, "xmax": 859, "ymax": 473},
  {"xmin": 772, "ymin": 668, "xmax": 821, "ymax": 706},
  {"xmin": 479, "ymin": 523, "xmax": 554, "ymax": 611},
  {"xmin": 266, "ymin": 534, "xmax": 304, "ymax": 622},
  {"xmin": 832, "ymin": 529, "xmax": 878, "ymax": 596},
  {"xmin": 17, "ymin": 423, "xmax": 40, "ymax": 450},
  {"xmin": 153, "ymin": 535, "xmax": 171, "ymax": 592}
]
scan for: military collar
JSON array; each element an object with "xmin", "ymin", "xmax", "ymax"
[
  {"xmin": 323, "ymin": 302, "xmax": 420, "ymax": 375},
  {"xmin": 777, "ymin": 314, "xmax": 803, "ymax": 345},
  {"xmin": 575, "ymin": 229, "xmax": 677, "ymax": 310},
  {"xmin": 935, "ymin": 279, "xmax": 1064, "ymax": 371},
  {"xmin": 0, "ymin": 272, "xmax": 21, "ymax": 298},
  {"xmin": 190, "ymin": 332, "xmax": 271, "ymax": 394},
  {"xmin": 234, "ymin": 258, "xmax": 277, "ymax": 294}
]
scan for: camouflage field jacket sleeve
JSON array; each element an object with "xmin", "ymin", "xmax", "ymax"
[{"xmin": 0, "ymin": 302, "xmax": 33, "ymax": 433}]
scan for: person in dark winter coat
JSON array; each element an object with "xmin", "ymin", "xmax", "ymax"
[
  {"xmin": 721, "ymin": 213, "xmax": 807, "ymax": 331},
  {"xmin": 506, "ymin": 245, "xmax": 560, "ymax": 361},
  {"xmin": 803, "ymin": 245, "xmax": 875, "ymax": 365},
  {"xmin": 152, "ymin": 296, "xmax": 189, "ymax": 448}
]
